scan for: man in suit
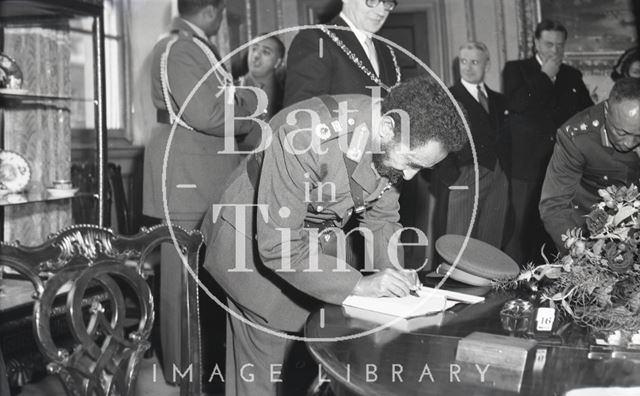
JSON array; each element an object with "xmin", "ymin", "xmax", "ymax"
[
  {"xmin": 502, "ymin": 20, "xmax": 593, "ymax": 265},
  {"xmin": 540, "ymin": 78, "xmax": 640, "ymax": 252},
  {"xmin": 284, "ymin": 0, "xmax": 407, "ymax": 267},
  {"xmin": 200, "ymin": 76, "xmax": 466, "ymax": 395},
  {"xmin": 283, "ymin": 0, "xmax": 401, "ymax": 106},
  {"xmin": 433, "ymin": 41, "xmax": 509, "ymax": 248},
  {"xmin": 238, "ymin": 35, "xmax": 285, "ymax": 120},
  {"xmin": 142, "ymin": 0, "xmax": 258, "ymax": 385}
]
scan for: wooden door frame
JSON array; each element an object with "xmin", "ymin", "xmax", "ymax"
[{"xmin": 394, "ymin": 0, "xmax": 449, "ymax": 83}]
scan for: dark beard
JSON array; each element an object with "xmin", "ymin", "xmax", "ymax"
[{"xmin": 372, "ymin": 152, "xmax": 403, "ymax": 185}]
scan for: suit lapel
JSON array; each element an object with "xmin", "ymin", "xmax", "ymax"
[
  {"xmin": 372, "ymin": 39, "xmax": 394, "ymax": 84},
  {"xmin": 452, "ymin": 82, "xmax": 487, "ymax": 114}
]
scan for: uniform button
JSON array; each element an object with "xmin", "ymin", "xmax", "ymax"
[
  {"xmin": 603, "ymin": 175, "xmax": 608, "ymax": 180},
  {"xmin": 574, "ymin": 205, "xmax": 579, "ymax": 209}
]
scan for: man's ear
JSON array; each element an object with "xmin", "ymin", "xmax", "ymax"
[
  {"xmin": 202, "ymin": 4, "xmax": 218, "ymax": 20},
  {"xmin": 380, "ymin": 115, "xmax": 395, "ymax": 141}
]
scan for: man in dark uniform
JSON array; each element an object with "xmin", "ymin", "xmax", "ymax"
[
  {"xmin": 540, "ymin": 78, "xmax": 640, "ymax": 252},
  {"xmin": 502, "ymin": 20, "xmax": 593, "ymax": 264},
  {"xmin": 200, "ymin": 76, "xmax": 466, "ymax": 396}
]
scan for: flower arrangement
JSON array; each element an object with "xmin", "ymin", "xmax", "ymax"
[{"xmin": 497, "ymin": 184, "xmax": 640, "ymax": 332}]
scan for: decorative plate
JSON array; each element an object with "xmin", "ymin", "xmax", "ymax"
[
  {"xmin": 0, "ymin": 53, "xmax": 23, "ymax": 90},
  {"xmin": 46, "ymin": 187, "xmax": 79, "ymax": 198},
  {"xmin": 0, "ymin": 150, "xmax": 31, "ymax": 193}
]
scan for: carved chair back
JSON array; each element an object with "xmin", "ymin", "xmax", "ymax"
[{"xmin": 0, "ymin": 224, "xmax": 203, "ymax": 396}]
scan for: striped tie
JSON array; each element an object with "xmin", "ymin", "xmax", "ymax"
[{"xmin": 477, "ymin": 84, "xmax": 489, "ymax": 113}]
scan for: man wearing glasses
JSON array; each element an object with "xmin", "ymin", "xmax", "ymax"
[
  {"xmin": 540, "ymin": 77, "xmax": 640, "ymax": 253},
  {"xmin": 284, "ymin": 0, "xmax": 401, "ymax": 107}
]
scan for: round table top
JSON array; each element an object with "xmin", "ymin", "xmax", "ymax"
[{"xmin": 305, "ymin": 285, "xmax": 640, "ymax": 396}]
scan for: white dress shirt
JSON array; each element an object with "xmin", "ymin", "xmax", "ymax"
[
  {"xmin": 339, "ymin": 13, "xmax": 380, "ymax": 75},
  {"xmin": 460, "ymin": 78, "xmax": 485, "ymax": 102}
]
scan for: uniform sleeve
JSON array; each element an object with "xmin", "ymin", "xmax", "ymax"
[
  {"xmin": 502, "ymin": 61, "xmax": 554, "ymax": 114},
  {"xmin": 283, "ymin": 30, "xmax": 333, "ymax": 107},
  {"xmin": 166, "ymin": 40, "xmax": 257, "ymax": 136},
  {"xmin": 359, "ymin": 184, "xmax": 404, "ymax": 270},
  {"xmin": 539, "ymin": 129, "xmax": 586, "ymax": 251},
  {"xmin": 256, "ymin": 125, "xmax": 362, "ymax": 305}
]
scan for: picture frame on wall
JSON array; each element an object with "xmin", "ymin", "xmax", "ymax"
[{"xmin": 536, "ymin": 0, "xmax": 637, "ymax": 102}]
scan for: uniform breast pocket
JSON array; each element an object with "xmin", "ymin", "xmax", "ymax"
[{"xmin": 584, "ymin": 166, "xmax": 628, "ymax": 188}]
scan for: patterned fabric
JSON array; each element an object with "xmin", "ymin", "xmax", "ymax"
[{"xmin": 3, "ymin": 27, "xmax": 72, "ymax": 244}]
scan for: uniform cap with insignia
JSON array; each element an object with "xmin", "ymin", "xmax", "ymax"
[{"xmin": 434, "ymin": 235, "xmax": 520, "ymax": 286}]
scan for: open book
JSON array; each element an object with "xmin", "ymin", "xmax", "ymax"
[
  {"xmin": 342, "ymin": 286, "xmax": 484, "ymax": 319},
  {"xmin": 343, "ymin": 292, "xmax": 451, "ymax": 318}
]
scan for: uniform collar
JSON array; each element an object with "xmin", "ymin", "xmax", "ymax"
[{"xmin": 176, "ymin": 17, "xmax": 208, "ymax": 41}]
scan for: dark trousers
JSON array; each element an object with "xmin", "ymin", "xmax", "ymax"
[
  {"xmin": 445, "ymin": 162, "xmax": 509, "ymax": 249},
  {"xmin": 503, "ymin": 178, "xmax": 556, "ymax": 265},
  {"xmin": 225, "ymin": 299, "xmax": 317, "ymax": 396}
]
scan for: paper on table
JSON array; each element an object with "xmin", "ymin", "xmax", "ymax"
[
  {"xmin": 417, "ymin": 286, "xmax": 485, "ymax": 304},
  {"xmin": 342, "ymin": 293, "xmax": 451, "ymax": 318}
]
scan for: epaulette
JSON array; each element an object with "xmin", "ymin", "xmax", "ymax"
[
  {"xmin": 315, "ymin": 120, "xmax": 370, "ymax": 162},
  {"xmin": 562, "ymin": 110, "xmax": 602, "ymax": 139}
]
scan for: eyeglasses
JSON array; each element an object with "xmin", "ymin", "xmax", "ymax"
[{"xmin": 365, "ymin": 0, "xmax": 397, "ymax": 12}]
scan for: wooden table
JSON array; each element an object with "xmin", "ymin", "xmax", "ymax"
[{"xmin": 305, "ymin": 284, "xmax": 640, "ymax": 396}]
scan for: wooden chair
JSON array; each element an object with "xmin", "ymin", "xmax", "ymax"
[{"xmin": 0, "ymin": 224, "xmax": 203, "ymax": 396}]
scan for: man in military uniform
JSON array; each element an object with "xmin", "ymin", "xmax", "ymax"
[
  {"xmin": 142, "ymin": 0, "xmax": 258, "ymax": 385},
  {"xmin": 200, "ymin": 76, "xmax": 466, "ymax": 396},
  {"xmin": 540, "ymin": 77, "xmax": 640, "ymax": 252}
]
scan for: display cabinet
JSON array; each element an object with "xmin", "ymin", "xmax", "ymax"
[{"xmin": 0, "ymin": 0, "xmax": 108, "ymax": 242}]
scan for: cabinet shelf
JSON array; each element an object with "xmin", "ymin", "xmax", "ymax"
[
  {"xmin": 0, "ymin": 0, "xmax": 108, "ymax": 235},
  {"xmin": 0, "ymin": 92, "xmax": 94, "ymax": 103},
  {"xmin": 0, "ymin": 0, "xmax": 103, "ymax": 22},
  {"xmin": 0, "ymin": 191, "xmax": 94, "ymax": 207}
]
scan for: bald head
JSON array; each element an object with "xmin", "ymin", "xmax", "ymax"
[{"xmin": 605, "ymin": 78, "xmax": 640, "ymax": 152}]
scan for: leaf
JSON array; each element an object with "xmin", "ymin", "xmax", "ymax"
[
  {"xmin": 613, "ymin": 206, "xmax": 636, "ymax": 226},
  {"xmin": 534, "ymin": 265, "xmax": 563, "ymax": 280},
  {"xmin": 592, "ymin": 239, "xmax": 605, "ymax": 256},
  {"xmin": 561, "ymin": 298, "xmax": 574, "ymax": 316},
  {"xmin": 548, "ymin": 292, "xmax": 564, "ymax": 301},
  {"xmin": 543, "ymin": 267, "xmax": 563, "ymax": 279}
]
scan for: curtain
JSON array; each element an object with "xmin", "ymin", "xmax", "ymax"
[{"xmin": 3, "ymin": 27, "xmax": 72, "ymax": 245}]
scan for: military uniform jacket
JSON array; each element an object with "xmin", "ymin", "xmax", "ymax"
[
  {"xmin": 200, "ymin": 94, "xmax": 403, "ymax": 332},
  {"xmin": 540, "ymin": 102, "xmax": 640, "ymax": 250},
  {"xmin": 283, "ymin": 16, "xmax": 400, "ymax": 107},
  {"xmin": 503, "ymin": 57, "xmax": 593, "ymax": 181},
  {"xmin": 143, "ymin": 18, "xmax": 256, "ymax": 221}
]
